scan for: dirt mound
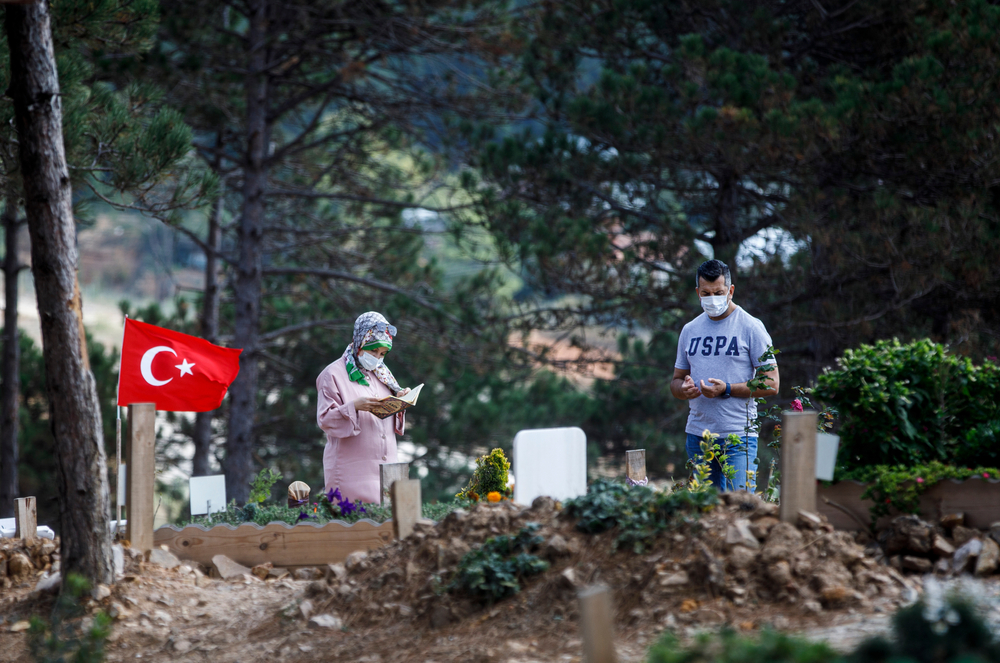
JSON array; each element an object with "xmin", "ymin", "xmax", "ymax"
[{"xmin": 307, "ymin": 491, "xmax": 913, "ymax": 654}]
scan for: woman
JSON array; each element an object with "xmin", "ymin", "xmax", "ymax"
[{"xmin": 316, "ymin": 311, "xmax": 411, "ymax": 504}]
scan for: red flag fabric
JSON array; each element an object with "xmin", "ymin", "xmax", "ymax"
[{"xmin": 118, "ymin": 318, "xmax": 242, "ymax": 412}]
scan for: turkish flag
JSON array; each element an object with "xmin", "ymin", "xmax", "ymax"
[{"xmin": 117, "ymin": 318, "xmax": 242, "ymax": 412}]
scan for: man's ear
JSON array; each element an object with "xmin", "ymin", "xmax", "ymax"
[{"xmin": 729, "ymin": 284, "xmax": 735, "ymax": 297}]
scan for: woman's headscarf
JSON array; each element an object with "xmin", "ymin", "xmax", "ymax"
[{"xmin": 341, "ymin": 311, "xmax": 402, "ymax": 394}]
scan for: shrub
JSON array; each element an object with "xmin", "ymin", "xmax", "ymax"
[
  {"xmin": 814, "ymin": 339, "xmax": 1000, "ymax": 470},
  {"xmin": 449, "ymin": 523, "xmax": 550, "ymax": 603},
  {"xmin": 648, "ymin": 629, "xmax": 840, "ymax": 663},
  {"xmin": 247, "ymin": 468, "xmax": 283, "ymax": 505},
  {"xmin": 457, "ymin": 448, "xmax": 511, "ymax": 500},
  {"xmin": 176, "ymin": 498, "xmax": 469, "ymax": 528},
  {"xmin": 563, "ymin": 479, "xmax": 718, "ymax": 553}
]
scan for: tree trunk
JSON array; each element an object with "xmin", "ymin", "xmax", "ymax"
[
  {"xmin": 5, "ymin": 0, "xmax": 113, "ymax": 586},
  {"xmin": 191, "ymin": 186, "xmax": 224, "ymax": 477},
  {"xmin": 0, "ymin": 184, "xmax": 20, "ymax": 518},
  {"xmin": 225, "ymin": 0, "xmax": 269, "ymax": 503}
]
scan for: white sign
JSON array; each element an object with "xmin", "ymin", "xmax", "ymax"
[
  {"xmin": 513, "ymin": 427, "xmax": 587, "ymax": 505},
  {"xmin": 189, "ymin": 475, "xmax": 227, "ymax": 516},
  {"xmin": 815, "ymin": 432, "xmax": 840, "ymax": 481}
]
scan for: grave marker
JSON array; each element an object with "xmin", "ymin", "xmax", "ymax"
[
  {"xmin": 14, "ymin": 496, "xmax": 36, "ymax": 545},
  {"xmin": 190, "ymin": 475, "xmax": 227, "ymax": 516},
  {"xmin": 379, "ymin": 462, "xmax": 410, "ymax": 506},
  {"xmin": 579, "ymin": 584, "xmax": 616, "ymax": 663},
  {"xmin": 391, "ymin": 479, "xmax": 421, "ymax": 540},
  {"xmin": 779, "ymin": 410, "xmax": 818, "ymax": 524},
  {"xmin": 125, "ymin": 403, "xmax": 156, "ymax": 552},
  {"xmin": 513, "ymin": 427, "xmax": 587, "ymax": 505},
  {"xmin": 625, "ymin": 450, "xmax": 646, "ymax": 486}
]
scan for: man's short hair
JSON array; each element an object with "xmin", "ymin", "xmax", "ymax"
[{"xmin": 696, "ymin": 259, "xmax": 731, "ymax": 288}]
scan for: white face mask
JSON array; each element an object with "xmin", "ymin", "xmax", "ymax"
[
  {"xmin": 700, "ymin": 294, "xmax": 729, "ymax": 317},
  {"xmin": 358, "ymin": 351, "xmax": 383, "ymax": 371}
]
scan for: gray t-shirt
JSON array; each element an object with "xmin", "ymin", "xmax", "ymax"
[{"xmin": 674, "ymin": 305, "xmax": 775, "ymax": 437}]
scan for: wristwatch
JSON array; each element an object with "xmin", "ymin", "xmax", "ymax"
[{"xmin": 720, "ymin": 382, "xmax": 732, "ymax": 399}]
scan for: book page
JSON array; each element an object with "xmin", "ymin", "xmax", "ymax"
[{"xmin": 395, "ymin": 383, "xmax": 423, "ymax": 405}]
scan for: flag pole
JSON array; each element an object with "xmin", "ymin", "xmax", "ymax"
[{"xmin": 115, "ymin": 315, "xmax": 127, "ymax": 538}]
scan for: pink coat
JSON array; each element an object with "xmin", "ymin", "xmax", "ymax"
[{"xmin": 316, "ymin": 356, "xmax": 404, "ymax": 504}]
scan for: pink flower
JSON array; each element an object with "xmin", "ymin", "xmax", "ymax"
[
  {"xmin": 916, "ymin": 477, "xmax": 924, "ymax": 484},
  {"xmin": 791, "ymin": 399, "xmax": 803, "ymax": 412},
  {"xmin": 984, "ymin": 472, "xmax": 991, "ymax": 479}
]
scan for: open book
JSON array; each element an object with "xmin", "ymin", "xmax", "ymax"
[{"xmin": 369, "ymin": 383, "xmax": 424, "ymax": 419}]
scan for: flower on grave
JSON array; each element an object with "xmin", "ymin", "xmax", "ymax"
[
  {"xmin": 340, "ymin": 500, "xmax": 358, "ymax": 516},
  {"xmin": 984, "ymin": 472, "xmax": 992, "ymax": 479},
  {"xmin": 791, "ymin": 399, "xmax": 803, "ymax": 412},
  {"xmin": 487, "ymin": 491, "xmax": 502, "ymax": 503},
  {"xmin": 916, "ymin": 477, "xmax": 924, "ymax": 484},
  {"xmin": 297, "ymin": 510, "xmax": 317, "ymax": 521},
  {"xmin": 325, "ymin": 487, "xmax": 343, "ymax": 504}
]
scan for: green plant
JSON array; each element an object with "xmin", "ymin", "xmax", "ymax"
[
  {"xmin": 839, "ymin": 461, "xmax": 1000, "ymax": 528},
  {"xmin": 814, "ymin": 338, "xmax": 1000, "ymax": 470},
  {"xmin": 28, "ymin": 573, "xmax": 113, "ymax": 663},
  {"xmin": 648, "ymin": 629, "xmax": 841, "ymax": 663},
  {"xmin": 449, "ymin": 523, "xmax": 550, "ymax": 603},
  {"xmin": 247, "ymin": 468, "xmax": 283, "ymax": 505},
  {"xmin": 563, "ymin": 479, "xmax": 718, "ymax": 553},
  {"xmin": 457, "ymin": 448, "xmax": 511, "ymax": 500},
  {"xmin": 176, "ymin": 498, "xmax": 470, "ymax": 528},
  {"xmin": 687, "ymin": 430, "xmax": 735, "ymax": 493}
]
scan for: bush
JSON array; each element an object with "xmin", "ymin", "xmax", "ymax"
[
  {"xmin": 449, "ymin": 523, "xmax": 550, "ymax": 604},
  {"xmin": 175, "ymin": 499, "xmax": 469, "ymax": 528},
  {"xmin": 457, "ymin": 448, "xmax": 511, "ymax": 500},
  {"xmin": 648, "ymin": 629, "xmax": 840, "ymax": 663},
  {"xmin": 563, "ymin": 479, "xmax": 718, "ymax": 553},
  {"xmin": 814, "ymin": 338, "xmax": 1000, "ymax": 470}
]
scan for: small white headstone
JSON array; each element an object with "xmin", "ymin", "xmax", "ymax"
[
  {"xmin": 0, "ymin": 517, "xmax": 14, "ymax": 538},
  {"xmin": 815, "ymin": 432, "xmax": 840, "ymax": 481},
  {"xmin": 513, "ymin": 427, "xmax": 587, "ymax": 505},
  {"xmin": 189, "ymin": 475, "xmax": 227, "ymax": 516}
]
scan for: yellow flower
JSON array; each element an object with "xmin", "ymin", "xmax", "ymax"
[{"xmin": 487, "ymin": 491, "xmax": 502, "ymax": 503}]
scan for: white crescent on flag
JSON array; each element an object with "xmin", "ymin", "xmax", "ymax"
[{"xmin": 140, "ymin": 346, "xmax": 177, "ymax": 386}]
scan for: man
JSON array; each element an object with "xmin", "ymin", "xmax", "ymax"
[{"xmin": 671, "ymin": 259, "xmax": 779, "ymax": 491}]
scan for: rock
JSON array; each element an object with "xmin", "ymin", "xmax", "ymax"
[
  {"xmin": 251, "ymin": 562, "xmax": 273, "ymax": 580},
  {"xmin": 952, "ymin": 526, "xmax": 979, "ymax": 547},
  {"xmin": 804, "ymin": 600, "xmax": 823, "ymax": 613},
  {"xmin": 883, "ymin": 516, "xmax": 932, "ymax": 555},
  {"xmin": 560, "ymin": 567, "xmax": 577, "ymax": 588},
  {"xmin": 797, "ymin": 510, "xmax": 823, "ymax": 530},
  {"xmin": 974, "ymin": 537, "xmax": 1000, "ymax": 576},
  {"xmin": 293, "ymin": 568, "xmax": 317, "ymax": 580},
  {"xmin": 148, "ymin": 548, "xmax": 181, "ymax": 570},
  {"xmin": 9, "ymin": 621, "xmax": 30, "ymax": 632},
  {"xmin": 33, "ymin": 571, "xmax": 61, "ymax": 595},
  {"xmin": 211, "ymin": 554, "xmax": 252, "ymax": 580},
  {"xmin": 725, "ymin": 519, "xmax": 760, "ymax": 549},
  {"xmin": 810, "ymin": 561, "xmax": 854, "ymax": 592},
  {"xmin": 952, "ymin": 538, "xmax": 983, "ymax": 574},
  {"xmin": 308, "ymin": 614, "xmax": 343, "ymax": 629},
  {"xmin": 767, "ymin": 561, "xmax": 793, "ymax": 586},
  {"xmin": 93, "ymin": 583, "xmax": 111, "ymax": 601},
  {"xmin": 544, "ymin": 535, "xmax": 571, "ymax": 558},
  {"xmin": 268, "ymin": 567, "xmax": 289, "ymax": 580},
  {"xmin": 931, "ymin": 535, "xmax": 955, "ymax": 558},
  {"xmin": 299, "ymin": 599, "xmax": 314, "ymax": 620},
  {"xmin": 902, "ymin": 557, "xmax": 933, "ymax": 574},
  {"xmin": 326, "ymin": 563, "xmax": 347, "ymax": 582},
  {"xmin": 750, "ymin": 502, "xmax": 780, "ymax": 519},
  {"xmin": 889, "ymin": 555, "xmax": 903, "ymax": 572},
  {"xmin": 726, "ymin": 546, "xmax": 757, "ymax": 572},
  {"xmin": 748, "ymin": 517, "xmax": 779, "ymax": 540},
  {"xmin": 820, "ymin": 585, "xmax": 857, "ymax": 607},
  {"xmin": 7, "ymin": 553, "xmax": 33, "ymax": 578},
  {"xmin": 940, "ymin": 513, "xmax": 965, "ymax": 530},
  {"xmin": 989, "ymin": 523, "xmax": 1000, "ymax": 547},
  {"xmin": 108, "ymin": 602, "xmax": 128, "ymax": 620},
  {"xmin": 173, "ymin": 640, "xmax": 192, "ymax": 653},
  {"xmin": 307, "ymin": 580, "xmax": 329, "ymax": 597},
  {"xmin": 429, "ymin": 604, "xmax": 452, "ymax": 628},
  {"xmin": 760, "ymin": 523, "xmax": 804, "ymax": 565},
  {"xmin": 344, "ymin": 551, "xmax": 369, "ymax": 572},
  {"xmin": 658, "ymin": 571, "xmax": 689, "ymax": 587}
]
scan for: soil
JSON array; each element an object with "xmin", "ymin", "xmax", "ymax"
[{"xmin": 0, "ymin": 493, "xmax": 987, "ymax": 663}]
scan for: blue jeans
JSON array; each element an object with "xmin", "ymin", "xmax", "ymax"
[{"xmin": 685, "ymin": 433, "xmax": 758, "ymax": 492}]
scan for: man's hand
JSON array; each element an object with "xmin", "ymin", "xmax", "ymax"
[
  {"xmin": 699, "ymin": 378, "xmax": 727, "ymax": 398},
  {"xmin": 679, "ymin": 374, "xmax": 701, "ymax": 399}
]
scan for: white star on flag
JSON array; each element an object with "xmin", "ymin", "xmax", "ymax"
[{"xmin": 175, "ymin": 358, "xmax": 196, "ymax": 377}]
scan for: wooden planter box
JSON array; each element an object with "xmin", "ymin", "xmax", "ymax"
[
  {"xmin": 153, "ymin": 518, "xmax": 395, "ymax": 569},
  {"xmin": 817, "ymin": 476, "xmax": 1000, "ymax": 531}
]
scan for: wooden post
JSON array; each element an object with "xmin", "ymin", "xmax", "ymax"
[
  {"xmin": 125, "ymin": 403, "xmax": 156, "ymax": 553},
  {"xmin": 14, "ymin": 496, "xmax": 36, "ymax": 544},
  {"xmin": 579, "ymin": 584, "xmax": 616, "ymax": 663},
  {"xmin": 391, "ymin": 479, "xmax": 421, "ymax": 540},
  {"xmin": 779, "ymin": 410, "xmax": 818, "ymax": 523},
  {"xmin": 625, "ymin": 450, "xmax": 646, "ymax": 485},
  {"xmin": 380, "ymin": 462, "xmax": 410, "ymax": 506}
]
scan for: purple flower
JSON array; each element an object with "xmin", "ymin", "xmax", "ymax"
[
  {"xmin": 297, "ymin": 510, "xmax": 317, "ymax": 521},
  {"xmin": 339, "ymin": 500, "xmax": 357, "ymax": 516},
  {"xmin": 325, "ymin": 487, "xmax": 343, "ymax": 504}
]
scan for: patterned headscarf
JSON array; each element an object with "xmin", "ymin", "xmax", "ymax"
[{"xmin": 341, "ymin": 311, "xmax": 402, "ymax": 394}]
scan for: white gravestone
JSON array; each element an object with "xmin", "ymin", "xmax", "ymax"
[
  {"xmin": 189, "ymin": 475, "xmax": 227, "ymax": 516},
  {"xmin": 513, "ymin": 427, "xmax": 587, "ymax": 505},
  {"xmin": 815, "ymin": 432, "xmax": 840, "ymax": 482}
]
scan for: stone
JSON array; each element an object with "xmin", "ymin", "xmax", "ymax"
[
  {"xmin": 326, "ymin": 563, "xmax": 347, "ymax": 582},
  {"xmin": 952, "ymin": 526, "xmax": 979, "ymax": 547},
  {"xmin": 211, "ymin": 554, "xmax": 252, "ymax": 580},
  {"xmin": 9, "ymin": 621, "xmax": 30, "ymax": 633},
  {"xmin": 902, "ymin": 557, "xmax": 933, "ymax": 574},
  {"xmin": 726, "ymin": 546, "xmax": 757, "ymax": 572},
  {"xmin": 251, "ymin": 562, "xmax": 273, "ymax": 580},
  {"xmin": 989, "ymin": 523, "xmax": 1000, "ymax": 546},
  {"xmin": 93, "ymin": 584, "xmax": 112, "ymax": 601},
  {"xmin": 293, "ymin": 568, "xmax": 317, "ymax": 580},
  {"xmin": 974, "ymin": 537, "xmax": 1000, "ymax": 576},
  {"xmin": 760, "ymin": 523, "xmax": 804, "ymax": 565},
  {"xmin": 940, "ymin": 513, "xmax": 965, "ymax": 530},
  {"xmin": 931, "ymin": 535, "xmax": 955, "ymax": 558},
  {"xmin": 658, "ymin": 571, "xmax": 689, "ymax": 587},
  {"xmin": 748, "ymin": 517, "xmax": 779, "ymax": 541},
  {"xmin": 560, "ymin": 567, "xmax": 577, "ymax": 588},
  {"xmin": 820, "ymin": 585, "xmax": 856, "ymax": 607},
  {"xmin": 33, "ymin": 571, "xmax": 61, "ymax": 595},
  {"xmin": 174, "ymin": 640, "xmax": 192, "ymax": 654},
  {"xmin": 803, "ymin": 600, "xmax": 823, "ymax": 613},
  {"xmin": 299, "ymin": 599, "xmax": 314, "ymax": 620},
  {"xmin": 883, "ymin": 516, "xmax": 932, "ymax": 555},
  {"xmin": 108, "ymin": 602, "xmax": 128, "ymax": 620},
  {"xmin": 268, "ymin": 567, "xmax": 289, "ymax": 580},
  {"xmin": 148, "ymin": 548, "xmax": 181, "ymax": 570},
  {"xmin": 308, "ymin": 614, "xmax": 343, "ymax": 629},
  {"xmin": 749, "ymin": 502, "xmax": 780, "ymax": 519},
  {"xmin": 934, "ymin": 559, "xmax": 951, "ymax": 575},
  {"xmin": 7, "ymin": 553, "xmax": 33, "ymax": 578},
  {"xmin": 544, "ymin": 535, "xmax": 571, "ymax": 558},
  {"xmin": 344, "ymin": 551, "xmax": 369, "ymax": 572},
  {"xmin": 767, "ymin": 560, "xmax": 793, "ymax": 586},
  {"xmin": 797, "ymin": 510, "xmax": 823, "ymax": 530},
  {"xmin": 725, "ymin": 519, "xmax": 760, "ymax": 549},
  {"xmin": 889, "ymin": 555, "xmax": 903, "ymax": 572},
  {"xmin": 952, "ymin": 538, "xmax": 983, "ymax": 574}
]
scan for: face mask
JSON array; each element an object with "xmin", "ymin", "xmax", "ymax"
[
  {"xmin": 358, "ymin": 351, "xmax": 383, "ymax": 371},
  {"xmin": 700, "ymin": 294, "xmax": 729, "ymax": 317}
]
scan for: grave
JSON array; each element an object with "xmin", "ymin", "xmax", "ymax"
[{"xmin": 513, "ymin": 426, "xmax": 587, "ymax": 505}]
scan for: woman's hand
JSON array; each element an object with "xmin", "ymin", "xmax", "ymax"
[
  {"xmin": 353, "ymin": 397, "xmax": 382, "ymax": 412},
  {"xmin": 397, "ymin": 388, "xmax": 410, "ymax": 397}
]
